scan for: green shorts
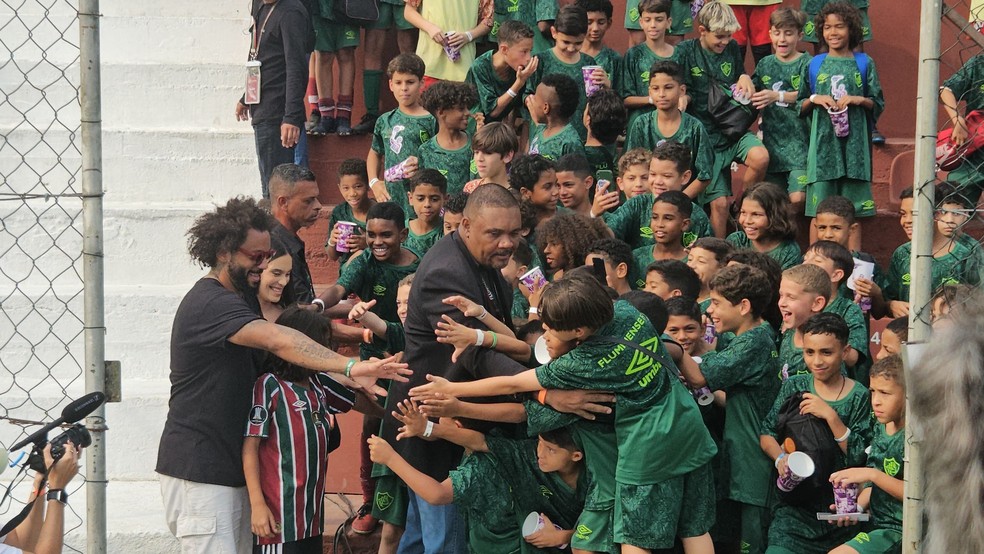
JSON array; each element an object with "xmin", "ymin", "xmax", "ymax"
[
  {"xmin": 805, "ymin": 177, "xmax": 874, "ymax": 217},
  {"xmin": 669, "ymin": 0, "xmax": 694, "ymax": 36},
  {"xmin": 625, "ymin": 0, "xmax": 641, "ymax": 29},
  {"xmin": 738, "ymin": 502, "xmax": 771, "ymax": 554},
  {"xmin": 804, "ymin": 9, "xmax": 871, "ymax": 43},
  {"xmin": 614, "ymin": 462, "xmax": 716, "ymax": 549},
  {"xmin": 845, "ymin": 528, "xmax": 903, "ymax": 554},
  {"xmin": 571, "ymin": 507, "xmax": 617, "ymax": 554},
  {"xmin": 313, "ymin": 16, "xmax": 360, "ymax": 52},
  {"xmin": 766, "ymin": 504, "xmax": 855, "ymax": 554},
  {"xmin": 370, "ymin": 473, "xmax": 409, "ymax": 527},
  {"xmin": 767, "ymin": 170, "xmax": 809, "ymax": 196},
  {"xmin": 701, "ymin": 132, "xmax": 765, "ymax": 205},
  {"xmin": 368, "ymin": 2, "xmax": 414, "ymax": 30}
]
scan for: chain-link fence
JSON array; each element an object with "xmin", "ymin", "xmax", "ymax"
[{"xmin": 0, "ymin": 1, "xmax": 103, "ymax": 551}]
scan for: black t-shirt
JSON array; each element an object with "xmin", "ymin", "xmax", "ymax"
[
  {"xmin": 156, "ymin": 278, "xmax": 264, "ymax": 487},
  {"xmin": 271, "ymin": 221, "xmax": 314, "ymax": 305}
]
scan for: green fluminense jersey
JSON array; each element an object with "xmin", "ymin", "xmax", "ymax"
[
  {"xmin": 624, "ymin": 111, "xmax": 714, "ymax": 183},
  {"xmin": 699, "ymin": 322, "xmax": 781, "ymax": 507},
  {"xmin": 584, "ymin": 144, "xmax": 616, "ymax": 182},
  {"xmin": 628, "ymin": 245, "xmax": 687, "ymax": 290},
  {"xmin": 418, "ymin": 136, "xmax": 474, "ymax": 196},
  {"xmin": 593, "ymin": 46, "xmax": 622, "ymax": 93},
  {"xmin": 823, "ymin": 296, "xmax": 870, "ymax": 365},
  {"xmin": 753, "ymin": 53, "xmax": 812, "ymax": 173},
  {"xmin": 884, "ymin": 236, "xmax": 984, "ymax": 302},
  {"xmin": 372, "ymin": 109, "xmax": 438, "ymax": 215},
  {"xmin": 618, "ymin": 42, "xmax": 679, "ymax": 131},
  {"xmin": 535, "ymin": 301, "xmax": 717, "ymax": 485},
  {"xmin": 800, "ymin": 55, "xmax": 885, "ymax": 183},
  {"xmin": 525, "ymin": 49, "xmax": 599, "ymax": 139},
  {"xmin": 865, "ymin": 422, "xmax": 904, "ymax": 533},
  {"xmin": 489, "ymin": 0, "xmax": 557, "ymax": 51},
  {"xmin": 604, "ymin": 193, "xmax": 711, "ymax": 250},
  {"xmin": 528, "ymin": 123, "xmax": 586, "ymax": 161},
  {"xmin": 450, "ymin": 435, "xmax": 585, "ymax": 554},
  {"xmin": 466, "ymin": 50, "xmax": 523, "ymax": 123},
  {"xmin": 726, "ymin": 231, "xmax": 804, "ymax": 270},
  {"xmin": 676, "ymin": 38, "xmax": 746, "ymax": 148},
  {"xmin": 405, "ymin": 223, "xmax": 443, "ymax": 258}
]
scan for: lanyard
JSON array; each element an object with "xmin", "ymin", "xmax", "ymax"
[{"xmin": 250, "ymin": 1, "xmax": 278, "ymax": 60}]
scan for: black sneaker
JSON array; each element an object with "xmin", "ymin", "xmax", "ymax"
[
  {"xmin": 351, "ymin": 113, "xmax": 378, "ymax": 135},
  {"xmin": 310, "ymin": 116, "xmax": 336, "ymax": 136},
  {"xmin": 305, "ymin": 111, "xmax": 321, "ymax": 133},
  {"xmin": 336, "ymin": 116, "xmax": 353, "ymax": 136},
  {"xmin": 871, "ymin": 127, "xmax": 886, "ymax": 145}
]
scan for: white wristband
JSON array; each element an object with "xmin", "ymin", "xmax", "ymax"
[
  {"xmin": 528, "ymin": 307, "xmax": 538, "ymax": 315},
  {"xmin": 465, "ymin": 31, "xmax": 473, "ymax": 43},
  {"xmin": 809, "ymin": 94, "xmax": 818, "ymax": 103},
  {"xmin": 779, "ymin": 91, "xmax": 785, "ymax": 104},
  {"xmin": 369, "ymin": 178, "xmax": 380, "ymax": 188},
  {"xmin": 423, "ymin": 420, "xmax": 435, "ymax": 438},
  {"xmin": 648, "ymin": 96, "xmax": 654, "ymax": 105},
  {"xmin": 835, "ymin": 428, "xmax": 852, "ymax": 443},
  {"xmin": 475, "ymin": 329, "xmax": 485, "ymax": 346},
  {"xmin": 312, "ymin": 299, "xmax": 325, "ymax": 313},
  {"xmin": 506, "ymin": 88, "xmax": 518, "ymax": 98}
]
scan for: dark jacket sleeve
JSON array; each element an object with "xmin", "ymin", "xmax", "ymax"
[{"xmin": 281, "ymin": 5, "xmax": 310, "ymax": 127}]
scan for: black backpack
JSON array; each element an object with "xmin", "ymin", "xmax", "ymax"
[
  {"xmin": 322, "ymin": 0, "xmax": 379, "ymax": 26},
  {"xmin": 775, "ymin": 390, "xmax": 840, "ymax": 507}
]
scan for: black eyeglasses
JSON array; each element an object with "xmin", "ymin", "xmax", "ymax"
[{"xmin": 237, "ymin": 247, "xmax": 276, "ymax": 265}]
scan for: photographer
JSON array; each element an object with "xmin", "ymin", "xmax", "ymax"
[{"xmin": 0, "ymin": 442, "xmax": 80, "ymax": 554}]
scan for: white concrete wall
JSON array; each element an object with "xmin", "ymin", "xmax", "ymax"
[{"xmin": 1, "ymin": 1, "xmax": 261, "ymax": 550}]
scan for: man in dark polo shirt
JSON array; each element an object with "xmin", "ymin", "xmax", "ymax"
[
  {"xmin": 380, "ymin": 185, "xmax": 612, "ymax": 553},
  {"xmin": 268, "ymin": 163, "xmax": 320, "ymax": 305},
  {"xmin": 157, "ymin": 197, "xmax": 409, "ymax": 553}
]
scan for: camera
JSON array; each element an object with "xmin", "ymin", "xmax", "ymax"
[{"xmin": 26, "ymin": 424, "xmax": 91, "ymax": 474}]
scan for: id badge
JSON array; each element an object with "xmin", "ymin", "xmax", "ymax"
[{"xmin": 245, "ymin": 60, "xmax": 262, "ymax": 105}]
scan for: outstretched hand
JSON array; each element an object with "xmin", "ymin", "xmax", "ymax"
[
  {"xmin": 394, "ymin": 399, "xmax": 430, "ymax": 440},
  {"xmin": 409, "ymin": 374, "xmax": 454, "ymax": 401},
  {"xmin": 436, "ymin": 314, "xmax": 480, "ymax": 363}
]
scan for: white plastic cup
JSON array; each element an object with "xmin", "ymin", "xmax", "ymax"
[
  {"xmin": 777, "ymin": 451, "xmax": 815, "ymax": 492},
  {"xmin": 335, "ymin": 221, "xmax": 358, "ymax": 253},
  {"xmin": 522, "ymin": 512, "xmax": 545, "ymax": 537},
  {"xmin": 534, "ymin": 335, "xmax": 551, "ymax": 364}
]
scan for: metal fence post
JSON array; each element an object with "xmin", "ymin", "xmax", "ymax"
[
  {"xmin": 79, "ymin": 1, "xmax": 107, "ymax": 552},
  {"xmin": 905, "ymin": 0, "xmax": 943, "ymax": 551}
]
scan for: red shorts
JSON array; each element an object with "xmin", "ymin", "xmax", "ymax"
[{"xmin": 730, "ymin": 4, "xmax": 780, "ymax": 47}]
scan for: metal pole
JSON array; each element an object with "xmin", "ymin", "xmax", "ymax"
[
  {"xmin": 79, "ymin": 1, "xmax": 107, "ymax": 552},
  {"xmin": 904, "ymin": 0, "xmax": 941, "ymax": 551}
]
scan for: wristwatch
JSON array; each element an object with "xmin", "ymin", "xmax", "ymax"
[{"xmin": 46, "ymin": 488, "xmax": 68, "ymax": 505}]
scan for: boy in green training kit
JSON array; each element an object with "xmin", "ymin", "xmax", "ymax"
[
  {"xmin": 676, "ymin": 1, "xmax": 770, "ymax": 238},
  {"xmin": 628, "ymin": 191, "xmax": 692, "ymax": 289},
  {"xmin": 760, "ymin": 313, "xmax": 873, "ymax": 554},
  {"xmin": 489, "ymin": 0, "xmax": 558, "ymax": 53},
  {"xmin": 777, "ymin": 263, "xmax": 831, "ymax": 379},
  {"xmin": 368, "ymin": 54, "xmax": 436, "ymax": 217},
  {"xmin": 624, "ymin": 61, "xmax": 714, "ymax": 202},
  {"xmin": 620, "ymin": 0, "xmax": 678, "ymax": 132},
  {"xmin": 828, "ymin": 355, "xmax": 906, "ymax": 554},
  {"xmin": 405, "ymin": 169, "xmax": 447, "ymax": 257},
  {"xmin": 419, "ymin": 81, "xmax": 480, "ymax": 195},
  {"xmin": 467, "ymin": 20, "xmax": 539, "ymax": 124},
  {"xmin": 410, "ymin": 274, "xmax": 718, "ymax": 554},
  {"xmin": 576, "ymin": 0, "xmax": 622, "ymax": 91},
  {"xmin": 327, "ymin": 158, "xmax": 375, "ymax": 265},
  {"xmin": 526, "ymin": 73, "xmax": 587, "ymax": 161},
  {"xmin": 583, "ymin": 88, "xmax": 626, "ymax": 182},
  {"xmin": 525, "ymin": 5, "xmax": 604, "ymax": 140},
  {"xmin": 802, "ymin": 241, "xmax": 871, "ymax": 384},
  {"xmin": 800, "ymin": 2, "xmax": 884, "ymax": 245},
  {"xmin": 677, "ymin": 264, "xmax": 781, "ymax": 554},
  {"xmin": 601, "ymin": 141, "xmax": 713, "ymax": 250},
  {"xmin": 368, "ymin": 403, "xmax": 586, "ymax": 553},
  {"xmin": 751, "ymin": 8, "xmax": 812, "ymax": 212}
]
